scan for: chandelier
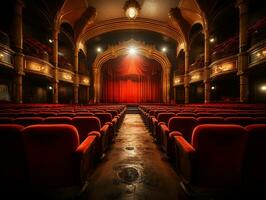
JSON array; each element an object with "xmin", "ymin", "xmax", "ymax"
[{"xmin": 123, "ymin": 0, "xmax": 141, "ymax": 20}]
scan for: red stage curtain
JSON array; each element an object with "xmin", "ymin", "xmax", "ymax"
[{"xmin": 101, "ymin": 55, "xmax": 162, "ymax": 103}]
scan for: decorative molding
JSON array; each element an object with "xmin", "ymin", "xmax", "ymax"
[
  {"xmin": 92, "ymin": 39, "xmax": 171, "ymax": 103},
  {"xmin": 189, "ymin": 68, "xmax": 204, "ymax": 83},
  {"xmin": 248, "ymin": 40, "xmax": 266, "ymax": 68},
  {"xmin": 80, "ymin": 17, "xmax": 184, "ymax": 45},
  {"xmin": 0, "ymin": 43, "xmax": 14, "ymax": 69},
  {"xmin": 24, "ymin": 56, "xmax": 54, "ymax": 78},
  {"xmin": 209, "ymin": 55, "xmax": 237, "ymax": 78},
  {"xmin": 58, "ymin": 68, "xmax": 75, "ymax": 83},
  {"xmin": 173, "ymin": 75, "xmax": 185, "ymax": 86},
  {"xmin": 79, "ymin": 74, "xmax": 90, "ymax": 86}
]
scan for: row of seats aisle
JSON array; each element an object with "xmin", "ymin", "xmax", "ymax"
[{"xmin": 81, "ymin": 114, "xmax": 187, "ymax": 200}]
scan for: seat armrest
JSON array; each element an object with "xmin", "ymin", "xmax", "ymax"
[
  {"xmin": 160, "ymin": 124, "xmax": 170, "ymax": 135},
  {"xmin": 169, "ymin": 131, "xmax": 183, "ymax": 140},
  {"xmin": 88, "ymin": 131, "xmax": 101, "ymax": 138},
  {"xmin": 75, "ymin": 135, "xmax": 97, "ymax": 183},
  {"xmin": 76, "ymin": 135, "xmax": 96, "ymax": 155},
  {"xmin": 105, "ymin": 122, "xmax": 113, "ymax": 127},
  {"xmin": 100, "ymin": 124, "xmax": 109, "ymax": 134},
  {"xmin": 152, "ymin": 117, "xmax": 158, "ymax": 125},
  {"xmin": 174, "ymin": 136, "xmax": 196, "ymax": 183},
  {"xmin": 158, "ymin": 121, "xmax": 165, "ymax": 126}
]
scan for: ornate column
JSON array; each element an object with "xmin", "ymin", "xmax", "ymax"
[
  {"xmin": 93, "ymin": 68, "xmax": 99, "ymax": 103},
  {"xmin": 12, "ymin": 0, "xmax": 24, "ymax": 103},
  {"xmin": 237, "ymin": 0, "xmax": 249, "ymax": 103},
  {"xmin": 73, "ymin": 45, "xmax": 79, "ymax": 104},
  {"xmin": 204, "ymin": 27, "xmax": 211, "ymax": 103},
  {"xmin": 52, "ymin": 27, "xmax": 59, "ymax": 103},
  {"xmin": 184, "ymin": 47, "xmax": 190, "ymax": 104}
]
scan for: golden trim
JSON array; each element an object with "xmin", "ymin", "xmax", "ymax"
[
  {"xmin": 92, "ymin": 39, "xmax": 171, "ymax": 103},
  {"xmin": 79, "ymin": 17, "xmax": 184, "ymax": 44},
  {"xmin": 58, "ymin": 68, "xmax": 75, "ymax": 83},
  {"xmin": 24, "ymin": 56, "xmax": 54, "ymax": 78},
  {"xmin": 209, "ymin": 55, "xmax": 237, "ymax": 78},
  {"xmin": 189, "ymin": 68, "xmax": 204, "ymax": 83}
]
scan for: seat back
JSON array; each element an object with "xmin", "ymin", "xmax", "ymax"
[
  {"xmin": 0, "ymin": 124, "xmax": 26, "ymax": 186},
  {"xmin": 157, "ymin": 112, "xmax": 176, "ymax": 124},
  {"xmin": 244, "ymin": 124, "xmax": 266, "ymax": 186},
  {"xmin": 23, "ymin": 124, "xmax": 80, "ymax": 187},
  {"xmin": 224, "ymin": 117, "xmax": 256, "ymax": 126},
  {"xmin": 72, "ymin": 116, "xmax": 101, "ymax": 142},
  {"xmin": 0, "ymin": 117, "xmax": 14, "ymax": 124},
  {"xmin": 197, "ymin": 117, "xmax": 224, "ymax": 124},
  {"xmin": 14, "ymin": 117, "xmax": 44, "ymax": 126},
  {"xmin": 43, "ymin": 116, "xmax": 72, "ymax": 124},
  {"xmin": 168, "ymin": 117, "xmax": 198, "ymax": 142},
  {"xmin": 191, "ymin": 124, "xmax": 247, "ymax": 187},
  {"xmin": 94, "ymin": 113, "xmax": 112, "ymax": 127}
]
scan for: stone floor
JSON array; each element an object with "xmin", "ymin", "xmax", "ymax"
[{"xmin": 81, "ymin": 114, "xmax": 189, "ymax": 200}]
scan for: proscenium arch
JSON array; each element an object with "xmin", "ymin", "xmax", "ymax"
[{"xmin": 92, "ymin": 39, "xmax": 172, "ymax": 103}]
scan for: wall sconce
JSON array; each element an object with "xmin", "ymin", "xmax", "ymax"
[{"xmin": 123, "ymin": 0, "xmax": 141, "ymax": 20}]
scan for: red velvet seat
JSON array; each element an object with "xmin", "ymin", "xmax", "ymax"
[
  {"xmin": 243, "ymin": 124, "xmax": 266, "ymax": 190},
  {"xmin": 43, "ymin": 116, "xmax": 72, "ymax": 124},
  {"xmin": 94, "ymin": 113, "xmax": 115, "ymax": 144},
  {"xmin": 0, "ymin": 117, "xmax": 14, "ymax": 124},
  {"xmin": 72, "ymin": 116, "xmax": 110, "ymax": 157},
  {"xmin": 255, "ymin": 117, "xmax": 266, "ymax": 124},
  {"xmin": 0, "ymin": 124, "xmax": 27, "ymax": 188},
  {"xmin": 152, "ymin": 112, "xmax": 176, "ymax": 140},
  {"xmin": 224, "ymin": 117, "xmax": 256, "ymax": 126},
  {"xmin": 22, "ymin": 124, "xmax": 96, "ymax": 190},
  {"xmin": 173, "ymin": 124, "xmax": 247, "ymax": 196},
  {"xmin": 14, "ymin": 117, "xmax": 44, "ymax": 126},
  {"xmin": 160, "ymin": 117, "xmax": 198, "ymax": 158},
  {"xmin": 197, "ymin": 117, "xmax": 224, "ymax": 124}
]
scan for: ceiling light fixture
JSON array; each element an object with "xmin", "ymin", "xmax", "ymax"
[
  {"xmin": 161, "ymin": 47, "xmax": 167, "ymax": 53},
  {"xmin": 123, "ymin": 0, "xmax": 141, "ymax": 20},
  {"xmin": 96, "ymin": 47, "xmax": 102, "ymax": 53},
  {"xmin": 128, "ymin": 47, "xmax": 137, "ymax": 55},
  {"xmin": 209, "ymin": 37, "xmax": 215, "ymax": 43}
]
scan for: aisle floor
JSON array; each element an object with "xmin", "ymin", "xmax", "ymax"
[{"xmin": 82, "ymin": 114, "xmax": 188, "ymax": 200}]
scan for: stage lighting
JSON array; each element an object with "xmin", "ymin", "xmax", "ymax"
[{"xmin": 129, "ymin": 47, "xmax": 137, "ymax": 55}]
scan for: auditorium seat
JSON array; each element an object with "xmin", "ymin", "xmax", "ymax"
[
  {"xmin": 173, "ymin": 124, "xmax": 247, "ymax": 196},
  {"xmin": 14, "ymin": 117, "xmax": 44, "ymax": 126},
  {"xmin": 72, "ymin": 116, "xmax": 110, "ymax": 157},
  {"xmin": 224, "ymin": 117, "xmax": 256, "ymax": 126},
  {"xmin": 0, "ymin": 124, "xmax": 27, "ymax": 189},
  {"xmin": 22, "ymin": 124, "xmax": 96, "ymax": 191},
  {"xmin": 243, "ymin": 124, "xmax": 266, "ymax": 191},
  {"xmin": 43, "ymin": 116, "xmax": 72, "ymax": 124},
  {"xmin": 255, "ymin": 117, "xmax": 266, "ymax": 124},
  {"xmin": 0, "ymin": 117, "xmax": 14, "ymax": 124},
  {"xmin": 152, "ymin": 112, "xmax": 176, "ymax": 139},
  {"xmin": 197, "ymin": 117, "xmax": 225, "ymax": 124},
  {"xmin": 160, "ymin": 117, "xmax": 198, "ymax": 158},
  {"xmin": 94, "ymin": 113, "xmax": 115, "ymax": 144}
]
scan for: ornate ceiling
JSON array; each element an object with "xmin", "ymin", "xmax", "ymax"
[
  {"xmin": 56, "ymin": 0, "xmax": 206, "ymax": 45},
  {"xmin": 19, "ymin": 0, "xmax": 238, "ymax": 52}
]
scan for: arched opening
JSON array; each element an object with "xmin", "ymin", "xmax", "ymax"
[
  {"xmin": 210, "ymin": 4, "xmax": 239, "ymax": 61},
  {"xmin": 189, "ymin": 24, "xmax": 204, "ymax": 71},
  {"xmin": 210, "ymin": 73, "xmax": 239, "ymax": 102},
  {"xmin": 175, "ymin": 50, "xmax": 185, "ymax": 103},
  {"xmin": 92, "ymin": 40, "xmax": 171, "ymax": 103},
  {"xmin": 78, "ymin": 50, "xmax": 89, "ymax": 104},
  {"xmin": 248, "ymin": 0, "xmax": 266, "ymax": 46},
  {"xmin": 58, "ymin": 23, "xmax": 74, "ymax": 71},
  {"xmin": 101, "ymin": 55, "xmax": 162, "ymax": 103},
  {"xmin": 189, "ymin": 81, "xmax": 204, "ymax": 103}
]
